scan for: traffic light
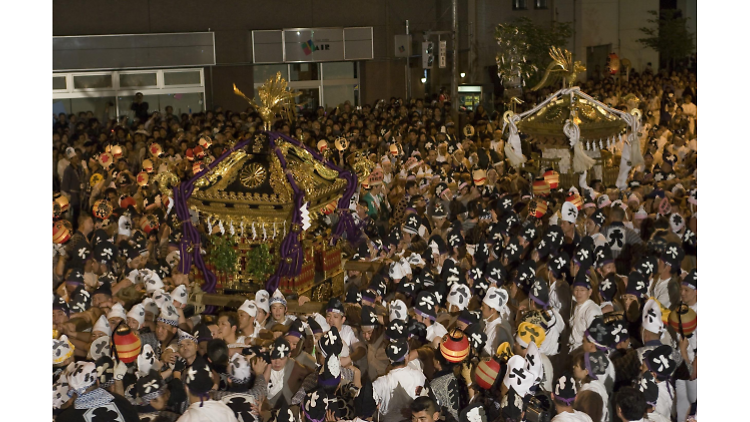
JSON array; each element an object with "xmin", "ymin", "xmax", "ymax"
[{"xmin": 422, "ymin": 41, "xmax": 434, "ymax": 69}]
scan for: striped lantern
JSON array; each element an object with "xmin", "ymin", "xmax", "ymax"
[
  {"xmin": 54, "ymin": 193, "xmax": 70, "ymax": 213},
  {"xmin": 532, "ymin": 177, "xmax": 550, "ymax": 196},
  {"xmin": 473, "ymin": 169, "xmax": 487, "ymax": 187},
  {"xmin": 543, "ymin": 169, "xmax": 560, "ymax": 189},
  {"xmin": 53, "ymin": 220, "xmax": 71, "ymax": 244},
  {"xmin": 193, "ymin": 161, "xmax": 208, "ymax": 176},
  {"xmin": 529, "ymin": 199, "xmax": 548, "ymax": 219},
  {"xmin": 566, "ymin": 192, "xmax": 583, "ymax": 210},
  {"xmin": 475, "ymin": 358, "xmax": 501, "ymax": 390},
  {"xmin": 668, "ymin": 304, "xmax": 697, "ymax": 336},
  {"xmin": 321, "ymin": 202, "xmax": 337, "ymax": 215},
  {"xmin": 142, "ymin": 159, "xmax": 154, "ymax": 173},
  {"xmin": 113, "ymin": 325, "xmax": 141, "ymax": 363},
  {"xmin": 439, "ymin": 328, "xmax": 470, "ymax": 363},
  {"xmin": 198, "ymin": 136, "xmax": 212, "ymax": 150}
]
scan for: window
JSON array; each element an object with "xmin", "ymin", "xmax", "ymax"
[
  {"xmin": 253, "ymin": 64, "xmax": 288, "ymax": 83},
  {"xmin": 290, "ymin": 63, "xmax": 319, "ymax": 81},
  {"xmin": 164, "ymin": 70, "xmax": 202, "ymax": 86},
  {"xmin": 119, "ymin": 72, "xmax": 158, "ymax": 88},
  {"xmin": 53, "ymin": 76, "xmax": 67, "ymax": 90},
  {"xmin": 512, "ymin": 0, "xmax": 527, "ymax": 10},
  {"xmin": 322, "ymin": 62, "xmax": 357, "ymax": 80},
  {"xmin": 535, "ymin": 0, "xmax": 548, "ymax": 9},
  {"xmin": 54, "ymin": 68, "xmax": 206, "ymax": 118},
  {"xmin": 53, "ymin": 97, "xmax": 117, "ymax": 121},
  {"xmin": 73, "ymin": 74, "xmax": 113, "ymax": 89}
]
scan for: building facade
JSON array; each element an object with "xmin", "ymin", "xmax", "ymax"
[{"xmin": 53, "ymin": 0, "xmax": 669, "ymax": 117}]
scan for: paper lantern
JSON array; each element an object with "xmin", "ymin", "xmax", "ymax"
[
  {"xmin": 149, "ymin": 143, "xmax": 163, "ymax": 157},
  {"xmin": 54, "ymin": 193, "xmax": 70, "ymax": 213},
  {"xmin": 475, "ymin": 358, "xmax": 501, "ymax": 390},
  {"xmin": 473, "ymin": 169, "xmax": 487, "ymax": 187},
  {"xmin": 119, "ymin": 196, "xmax": 136, "ymax": 209},
  {"xmin": 110, "ymin": 145, "xmax": 123, "ymax": 160},
  {"xmin": 198, "ymin": 136, "xmax": 212, "ymax": 150},
  {"xmin": 335, "ymin": 137, "xmax": 349, "ymax": 151},
  {"xmin": 142, "ymin": 159, "xmax": 154, "ymax": 173},
  {"xmin": 137, "ymin": 171, "xmax": 149, "ymax": 187},
  {"xmin": 543, "ymin": 169, "xmax": 560, "ymax": 189},
  {"xmin": 532, "ymin": 177, "xmax": 550, "ymax": 196},
  {"xmin": 668, "ymin": 304, "xmax": 697, "ymax": 336},
  {"xmin": 99, "ymin": 152, "xmax": 114, "ymax": 169},
  {"xmin": 113, "ymin": 325, "xmax": 141, "ymax": 364},
  {"xmin": 92, "ymin": 199, "xmax": 113, "ymax": 220},
  {"xmin": 439, "ymin": 328, "xmax": 470, "ymax": 363},
  {"xmin": 53, "ymin": 220, "xmax": 71, "ymax": 244}
]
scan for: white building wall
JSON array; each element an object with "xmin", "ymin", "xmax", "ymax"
[
  {"xmin": 556, "ymin": 0, "xmax": 659, "ymax": 73},
  {"xmin": 618, "ymin": 0, "xmax": 660, "ymax": 73}
]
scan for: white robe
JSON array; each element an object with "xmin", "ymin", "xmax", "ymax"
[
  {"xmin": 426, "ymin": 321, "xmax": 448, "ymax": 343},
  {"xmin": 176, "ymin": 400, "xmax": 240, "ymax": 422},
  {"xmin": 373, "ymin": 366, "xmax": 427, "ymax": 422},
  {"xmin": 653, "ymin": 277, "xmax": 673, "ymax": 309},
  {"xmin": 580, "ymin": 380, "xmax": 609, "ymax": 422},
  {"xmin": 484, "ymin": 315, "xmax": 513, "ymax": 356},
  {"xmin": 655, "ymin": 380, "xmax": 674, "ymax": 420},
  {"xmin": 539, "ymin": 308, "xmax": 564, "ymax": 356},
  {"xmin": 569, "ymin": 300, "xmax": 602, "ymax": 352}
]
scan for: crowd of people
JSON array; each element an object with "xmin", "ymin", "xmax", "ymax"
[{"xmin": 52, "ymin": 66, "xmax": 697, "ymax": 422}]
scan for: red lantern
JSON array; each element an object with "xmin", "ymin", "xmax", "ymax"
[
  {"xmin": 119, "ymin": 195, "xmax": 137, "ymax": 209},
  {"xmin": 543, "ymin": 169, "xmax": 560, "ymax": 189},
  {"xmin": 475, "ymin": 358, "xmax": 501, "ymax": 390},
  {"xmin": 439, "ymin": 328, "xmax": 470, "ymax": 363},
  {"xmin": 53, "ymin": 220, "xmax": 71, "ymax": 244},
  {"xmin": 532, "ymin": 177, "xmax": 550, "ymax": 196},
  {"xmin": 668, "ymin": 304, "xmax": 697, "ymax": 336},
  {"xmin": 113, "ymin": 325, "xmax": 141, "ymax": 363}
]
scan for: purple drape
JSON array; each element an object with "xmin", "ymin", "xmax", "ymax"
[{"xmin": 172, "ymin": 132, "xmax": 357, "ymax": 295}]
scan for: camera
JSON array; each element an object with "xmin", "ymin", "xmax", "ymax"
[
  {"xmin": 525, "ymin": 393, "xmax": 552, "ymax": 422},
  {"xmin": 242, "ymin": 346, "xmax": 271, "ymax": 364}
]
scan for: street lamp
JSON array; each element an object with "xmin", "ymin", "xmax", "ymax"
[{"xmin": 421, "ymin": 77, "xmax": 427, "ymax": 83}]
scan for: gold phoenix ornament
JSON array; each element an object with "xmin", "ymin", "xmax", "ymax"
[
  {"xmin": 531, "ymin": 46, "xmax": 586, "ymax": 91},
  {"xmin": 233, "ymin": 72, "xmax": 300, "ymax": 131}
]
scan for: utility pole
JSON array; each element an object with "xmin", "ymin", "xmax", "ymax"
[
  {"xmin": 406, "ymin": 20, "xmax": 411, "ymax": 100},
  {"xmin": 451, "ymin": 0, "xmax": 458, "ymax": 112}
]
